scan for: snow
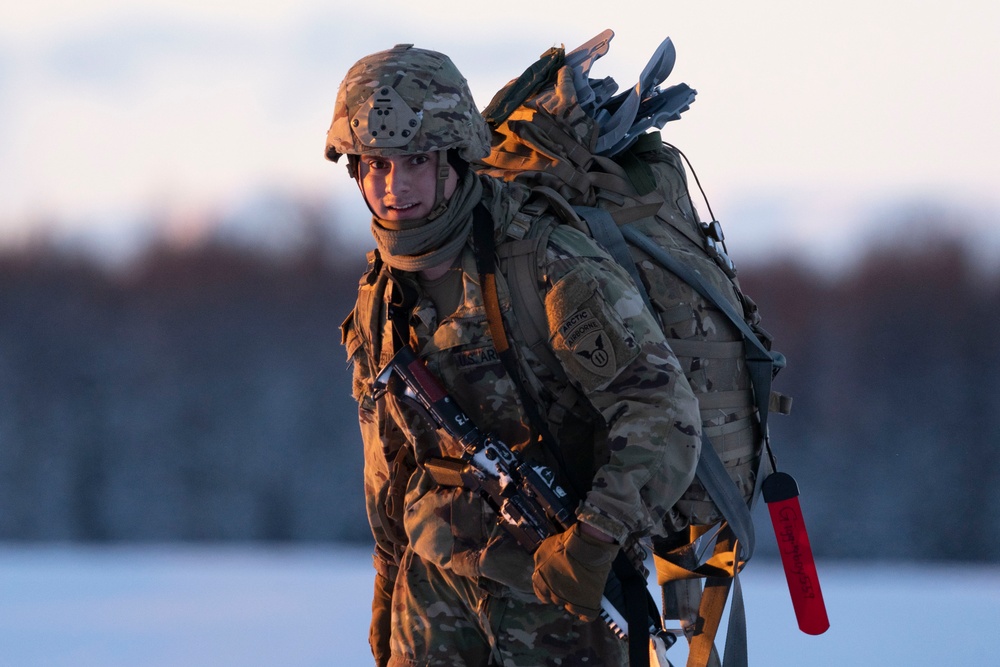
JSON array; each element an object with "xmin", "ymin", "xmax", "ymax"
[{"xmin": 0, "ymin": 544, "xmax": 996, "ymax": 666}]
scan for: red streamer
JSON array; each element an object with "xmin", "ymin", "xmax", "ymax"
[{"xmin": 763, "ymin": 472, "xmax": 830, "ymax": 635}]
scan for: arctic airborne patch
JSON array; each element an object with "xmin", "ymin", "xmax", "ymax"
[
  {"xmin": 558, "ymin": 310, "xmax": 618, "ymax": 378},
  {"xmin": 559, "ymin": 309, "xmax": 600, "ymax": 347},
  {"xmin": 574, "ymin": 330, "xmax": 617, "ymax": 376}
]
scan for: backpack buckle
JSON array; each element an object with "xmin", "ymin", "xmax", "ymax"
[
  {"xmin": 701, "ymin": 220, "xmax": 725, "ymax": 243},
  {"xmin": 705, "ymin": 236, "xmax": 737, "ymax": 278},
  {"xmin": 507, "ymin": 210, "xmax": 533, "ymax": 240},
  {"xmin": 701, "ymin": 220, "xmax": 736, "ymax": 277}
]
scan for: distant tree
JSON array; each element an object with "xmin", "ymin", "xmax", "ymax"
[
  {"xmin": 0, "ymin": 237, "xmax": 369, "ymax": 542},
  {"xmin": 1, "ymin": 212, "xmax": 997, "ymax": 563},
  {"xmin": 740, "ymin": 231, "xmax": 1000, "ymax": 561}
]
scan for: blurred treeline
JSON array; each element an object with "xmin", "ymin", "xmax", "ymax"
[{"xmin": 1, "ymin": 212, "xmax": 997, "ymax": 562}]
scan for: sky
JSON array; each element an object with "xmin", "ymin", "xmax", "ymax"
[{"xmin": 1, "ymin": 0, "xmax": 998, "ymax": 267}]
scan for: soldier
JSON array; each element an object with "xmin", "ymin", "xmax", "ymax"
[{"xmin": 328, "ymin": 44, "xmax": 702, "ymax": 667}]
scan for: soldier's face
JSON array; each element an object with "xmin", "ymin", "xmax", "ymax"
[{"xmin": 358, "ymin": 151, "xmax": 457, "ymax": 221}]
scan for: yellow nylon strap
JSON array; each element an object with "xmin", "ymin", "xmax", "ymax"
[
  {"xmin": 654, "ymin": 525, "xmax": 744, "ymax": 585},
  {"xmin": 481, "ymin": 273, "xmax": 510, "ymax": 354},
  {"xmin": 656, "ymin": 529, "xmax": 745, "ymax": 667}
]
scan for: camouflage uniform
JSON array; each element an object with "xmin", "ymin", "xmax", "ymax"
[
  {"xmin": 331, "ymin": 44, "xmax": 702, "ymax": 667},
  {"xmin": 341, "ymin": 178, "xmax": 701, "ymax": 666}
]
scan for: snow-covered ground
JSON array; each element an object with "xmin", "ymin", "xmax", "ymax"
[{"xmin": 0, "ymin": 544, "xmax": 996, "ymax": 666}]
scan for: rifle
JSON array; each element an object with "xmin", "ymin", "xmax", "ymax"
[{"xmin": 372, "ymin": 345, "xmax": 675, "ymax": 666}]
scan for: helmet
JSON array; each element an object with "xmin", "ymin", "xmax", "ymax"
[{"xmin": 325, "ymin": 44, "xmax": 491, "ymax": 164}]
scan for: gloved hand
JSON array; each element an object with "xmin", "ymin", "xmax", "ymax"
[
  {"xmin": 369, "ymin": 572, "xmax": 394, "ymax": 667},
  {"xmin": 532, "ymin": 522, "xmax": 620, "ymax": 621}
]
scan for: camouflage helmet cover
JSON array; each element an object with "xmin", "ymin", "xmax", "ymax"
[{"xmin": 325, "ymin": 44, "xmax": 491, "ymax": 163}]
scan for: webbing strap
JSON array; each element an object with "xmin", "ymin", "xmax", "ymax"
[
  {"xmin": 495, "ymin": 236, "xmax": 551, "ymax": 358},
  {"xmin": 574, "ymin": 206, "xmax": 655, "ymax": 314},
  {"xmin": 606, "ymin": 201, "xmax": 664, "ymax": 226},
  {"xmin": 659, "ymin": 530, "xmax": 748, "ymax": 667},
  {"xmin": 685, "ymin": 576, "xmax": 750, "ymax": 667},
  {"xmin": 587, "ymin": 169, "xmax": 646, "ymax": 198},
  {"xmin": 695, "ymin": 389, "xmax": 753, "ymax": 411},
  {"xmin": 482, "ymin": 270, "xmax": 509, "ymax": 354},
  {"xmin": 524, "ymin": 113, "xmax": 597, "ymax": 169},
  {"xmin": 656, "ymin": 463, "xmax": 753, "ymax": 666},
  {"xmin": 666, "ymin": 338, "xmax": 745, "ymax": 360},
  {"xmin": 613, "ymin": 552, "xmax": 652, "ymax": 667},
  {"xmin": 695, "ymin": 433, "xmax": 755, "ymax": 561},
  {"xmin": 494, "ymin": 220, "xmax": 573, "ymax": 422},
  {"xmin": 472, "ymin": 204, "xmax": 557, "ymax": 458},
  {"xmin": 587, "ymin": 152, "xmax": 707, "ymax": 251},
  {"xmin": 723, "ymin": 575, "xmax": 748, "ymax": 667},
  {"xmin": 620, "ymin": 225, "xmax": 778, "ymax": 434},
  {"xmin": 687, "ymin": 576, "xmax": 730, "ymax": 667},
  {"xmin": 489, "ymin": 143, "xmax": 587, "ymax": 191},
  {"xmin": 387, "ymin": 269, "xmax": 418, "ymax": 356}
]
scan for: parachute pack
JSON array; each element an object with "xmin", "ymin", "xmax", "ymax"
[{"xmin": 473, "ymin": 30, "xmax": 827, "ymax": 667}]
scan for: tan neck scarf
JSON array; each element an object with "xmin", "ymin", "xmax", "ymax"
[{"xmin": 370, "ymin": 171, "xmax": 483, "ymax": 272}]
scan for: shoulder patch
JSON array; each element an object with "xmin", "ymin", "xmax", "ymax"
[
  {"xmin": 572, "ymin": 328, "xmax": 617, "ymax": 376},
  {"xmin": 546, "ymin": 267, "xmax": 639, "ymax": 391},
  {"xmin": 558, "ymin": 309, "xmax": 617, "ymax": 377}
]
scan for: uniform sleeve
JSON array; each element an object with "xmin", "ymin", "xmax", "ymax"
[
  {"xmin": 343, "ymin": 310, "xmax": 406, "ymax": 580},
  {"xmin": 540, "ymin": 227, "xmax": 702, "ymax": 544}
]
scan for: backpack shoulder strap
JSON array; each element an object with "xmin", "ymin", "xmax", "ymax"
[
  {"xmin": 495, "ymin": 186, "xmax": 598, "ymax": 388},
  {"xmin": 574, "ymin": 205, "xmax": 655, "ymax": 315},
  {"xmin": 495, "ymin": 216, "xmax": 558, "ymax": 372}
]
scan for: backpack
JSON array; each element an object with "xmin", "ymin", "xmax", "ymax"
[{"xmin": 473, "ymin": 30, "xmax": 794, "ymax": 667}]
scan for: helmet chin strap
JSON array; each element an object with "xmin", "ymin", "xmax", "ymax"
[
  {"xmin": 351, "ymin": 155, "xmax": 377, "ymax": 217},
  {"xmin": 426, "ymin": 155, "xmax": 452, "ymax": 220},
  {"xmin": 345, "ymin": 154, "xmax": 382, "ymax": 218}
]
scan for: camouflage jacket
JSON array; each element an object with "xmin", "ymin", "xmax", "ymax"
[{"xmin": 341, "ymin": 177, "xmax": 701, "ymax": 593}]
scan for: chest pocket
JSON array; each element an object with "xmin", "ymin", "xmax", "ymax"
[{"xmin": 420, "ymin": 313, "xmax": 531, "ymax": 451}]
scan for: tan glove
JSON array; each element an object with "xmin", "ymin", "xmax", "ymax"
[
  {"xmin": 532, "ymin": 522, "xmax": 619, "ymax": 621},
  {"xmin": 369, "ymin": 572, "xmax": 393, "ymax": 667}
]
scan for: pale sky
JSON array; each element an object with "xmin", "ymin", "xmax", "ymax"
[{"xmin": 2, "ymin": 0, "xmax": 998, "ymax": 265}]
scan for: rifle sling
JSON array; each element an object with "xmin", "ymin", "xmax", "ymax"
[
  {"xmin": 386, "ymin": 267, "xmax": 419, "ymax": 356},
  {"xmin": 614, "ymin": 551, "xmax": 654, "ymax": 667}
]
